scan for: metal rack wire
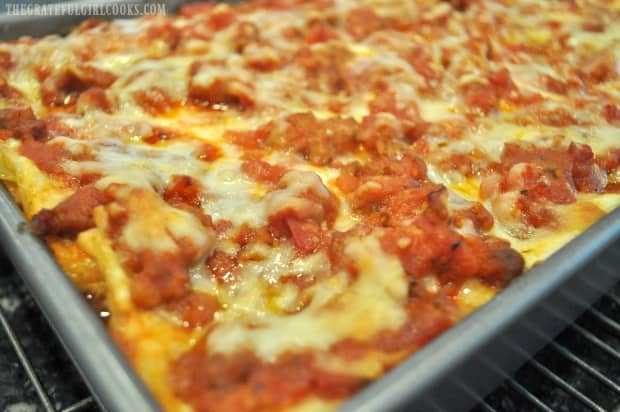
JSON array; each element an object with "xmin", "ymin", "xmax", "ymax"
[
  {"xmin": 0, "ymin": 254, "xmax": 98, "ymax": 412},
  {"xmin": 473, "ymin": 285, "xmax": 620, "ymax": 412},
  {"xmin": 1, "ymin": 265, "xmax": 619, "ymax": 412},
  {"xmin": 0, "ymin": 306, "xmax": 95, "ymax": 412}
]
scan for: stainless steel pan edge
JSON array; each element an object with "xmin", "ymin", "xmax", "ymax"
[
  {"xmin": 0, "ymin": 185, "xmax": 160, "ymax": 412},
  {"xmin": 341, "ymin": 206, "xmax": 620, "ymax": 412}
]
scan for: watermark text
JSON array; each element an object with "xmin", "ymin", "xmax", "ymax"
[{"xmin": 5, "ymin": 2, "xmax": 167, "ymax": 17}]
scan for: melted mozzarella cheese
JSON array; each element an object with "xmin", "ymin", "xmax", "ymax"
[
  {"xmin": 115, "ymin": 187, "xmax": 215, "ymax": 254},
  {"xmin": 418, "ymin": 99, "xmax": 462, "ymax": 122},
  {"xmin": 111, "ymin": 56, "xmax": 194, "ymax": 115},
  {"xmin": 207, "ymin": 234, "xmax": 408, "ymax": 362},
  {"xmin": 456, "ymin": 279, "xmax": 497, "ymax": 316},
  {"xmin": 200, "ymin": 158, "xmax": 268, "ymax": 226},
  {"xmin": 61, "ymin": 137, "xmax": 206, "ymax": 191}
]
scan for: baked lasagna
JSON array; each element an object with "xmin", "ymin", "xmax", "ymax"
[{"xmin": 0, "ymin": 0, "xmax": 619, "ymax": 410}]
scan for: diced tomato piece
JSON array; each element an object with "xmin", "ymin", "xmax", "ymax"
[
  {"xmin": 163, "ymin": 175, "xmax": 203, "ymax": 208},
  {"xmin": 241, "ymin": 160, "xmax": 287, "ymax": 185},
  {"xmin": 287, "ymin": 218, "xmax": 322, "ymax": 254},
  {"xmin": 129, "ymin": 251, "xmax": 189, "ymax": 309},
  {"xmin": 206, "ymin": 250, "xmax": 238, "ymax": 284},
  {"xmin": 170, "ymin": 292, "xmax": 220, "ymax": 328}
]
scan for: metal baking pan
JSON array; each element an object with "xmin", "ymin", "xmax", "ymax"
[{"xmin": 1, "ymin": 4, "xmax": 619, "ymax": 411}]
